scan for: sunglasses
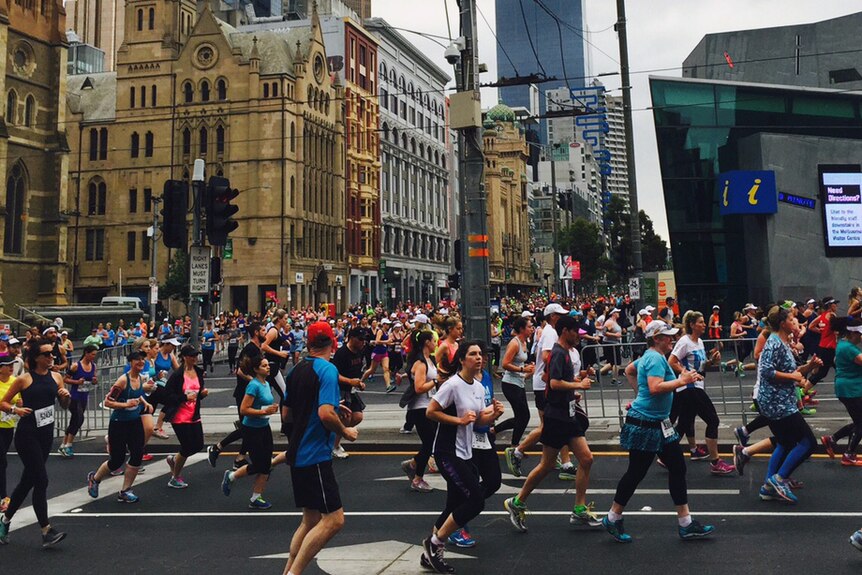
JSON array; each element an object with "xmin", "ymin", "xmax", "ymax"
[{"xmin": 38, "ymin": 351, "xmax": 53, "ymax": 357}]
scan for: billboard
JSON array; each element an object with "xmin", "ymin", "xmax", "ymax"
[
  {"xmin": 718, "ymin": 170, "xmax": 778, "ymax": 215},
  {"xmin": 818, "ymin": 164, "xmax": 862, "ymax": 257}
]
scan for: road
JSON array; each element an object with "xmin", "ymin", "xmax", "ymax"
[{"xmin": 2, "ymin": 448, "xmax": 861, "ymax": 574}]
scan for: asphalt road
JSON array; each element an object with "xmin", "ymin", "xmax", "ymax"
[{"xmin": 2, "ymin": 448, "xmax": 861, "ymax": 574}]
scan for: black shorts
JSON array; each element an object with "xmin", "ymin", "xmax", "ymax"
[
  {"xmin": 341, "ymin": 392, "xmax": 366, "ymax": 413},
  {"xmin": 533, "ymin": 390, "xmax": 547, "ymax": 411},
  {"xmin": 171, "ymin": 422, "xmax": 204, "ymax": 457},
  {"xmin": 290, "ymin": 459, "xmax": 343, "ymax": 514},
  {"xmin": 540, "ymin": 417, "xmax": 584, "ymax": 449}
]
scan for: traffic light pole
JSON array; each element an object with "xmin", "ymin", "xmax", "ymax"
[
  {"xmin": 550, "ymin": 150, "xmax": 558, "ymax": 296},
  {"xmin": 190, "ymin": 160, "xmax": 205, "ymax": 349},
  {"xmin": 150, "ymin": 197, "xmax": 160, "ymax": 336}
]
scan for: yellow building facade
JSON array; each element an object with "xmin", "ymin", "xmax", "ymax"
[{"xmin": 66, "ymin": 2, "xmax": 348, "ymax": 314}]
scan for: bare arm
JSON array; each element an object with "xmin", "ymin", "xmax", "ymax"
[
  {"xmin": 426, "ymin": 398, "xmax": 475, "ymax": 427},
  {"xmin": 261, "ymin": 329, "xmax": 288, "ymax": 359},
  {"xmin": 0, "ymin": 375, "xmax": 30, "ymax": 416},
  {"xmin": 318, "ymin": 403, "xmax": 357, "ymax": 440},
  {"xmin": 549, "ymin": 377, "xmax": 592, "ymax": 391},
  {"xmin": 647, "ymin": 370, "xmax": 698, "ymax": 395},
  {"xmin": 501, "ymin": 339, "xmax": 520, "ymax": 373},
  {"xmin": 412, "ymin": 361, "xmax": 435, "ymax": 395},
  {"xmin": 104, "ymin": 374, "xmax": 131, "ymax": 410},
  {"xmin": 625, "ymin": 362, "xmax": 638, "ymax": 392}
]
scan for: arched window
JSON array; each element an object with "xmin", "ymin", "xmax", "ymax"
[
  {"xmin": 145, "ymin": 131, "xmax": 154, "ymax": 157},
  {"xmin": 151, "ymin": 84, "xmax": 157, "ymax": 106},
  {"xmin": 183, "ymin": 82, "xmax": 193, "ymax": 103},
  {"xmin": 137, "ymin": 9, "xmax": 143, "ymax": 31},
  {"xmin": 4, "ymin": 163, "xmax": 26, "ymax": 254},
  {"xmin": 216, "ymin": 125, "xmax": 225, "ymax": 154},
  {"xmin": 200, "ymin": 80, "xmax": 210, "ymax": 102},
  {"xmin": 5, "ymin": 91, "xmax": 16, "ymax": 124},
  {"xmin": 24, "ymin": 96, "xmax": 34, "ymax": 127},
  {"xmin": 272, "ymin": 82, "xmax": 279, "ymax": 97},
  {"xmin": 182, "ymin": 128, "xmax": 191, "ymax": 155},
  {"xmin": 217, "ymin": 79, "xmax": 227, "ymax": 101},
  {"xmin": 89, "ymin": 128, "xmax": 98, "ymax": 160},
  {"xmin": 87, "ymin": 179, "xmax": 106, "ymax": 215},
  {"xmin": 263, "ymin": 84, "xmax": 269, "ymax": 98},
  {"xmin": 99, "ymin": 128, "xmax": 108, "ymax": 160},
  {"xmin": 130, "ymin": 132, "xmax": 140, "ymax": 158},
  {"xmin": 325, "ymin": 95, "xmax": 330, "ymax": 114},
  {"xmin": 290, "ymin": 176, "xmax": 295, "ymax": 208},
  {"xmin": 379, "ymin": 61, "xmax": 387, "ymax": 79},
  {"xmin": 199, "ymin": 127, "xmax": 208, "ymax": 154},
  {"xmin": 148, "ymin": 8, "xmax": 155, "ymax": 30},
  {"xmin": 410, "ymin": 139, "xmax": 416, "ymax": 155},
  {"xmin": 140, "ymin": 85, "xmax": 147, "ymax": 108},
  {"xmin": 130, "ymin": 86, "xmax": 136, "ymax": 108},
  {"xmin": 290, "ymin": 122, "xmax": 295, "ymax": 152}
]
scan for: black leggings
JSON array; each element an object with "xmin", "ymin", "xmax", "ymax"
[
  {"xmin": 434, "ymin": 452, "xmax": 485, "ymax": 529},
  {"xmin": 675, "ymin": 387, "xmax": 720, "ymax": 441},
  {"xmin": 172, "ymin": 422, "xmax": 204, "ymax": 457},
  {"xmin": 838, "ymin": 397, "xmax": 862, "ymax": 454},
  {"xmin": 0, "ymin": 428, "xmax": 12, "ymax": 498},
  {"xmin": 495, "ymin": 383, "xmax": 530, "ymax": 445},
  {"xmin": 108, "ymin": 418, "xmax": 145, "ymax": 470},
  {"xmin": 745, "ymin": 414, "xmax": 771, "ymax": 435},
  {"xmin": 491, "ymin": 343, "xmax": 501, "ymax": 367},
  {"xmin": 218, "ymin": 405, "xmax": 246, "ymax": 454},
  {"xmin": 471, "ymin": 444, "xmax": 502, "ymax": 499},
  {"xmin": 202, "ymin": 349, "xmax": 215, "ymax": 372},
  {"xmin": 670, "ymin": 393, "xmax": 694, "ymax": 439},
  {"xmin": 808, "ymin": 346, "xmax": 836, "ymax": 386},
  {"xmin": 227, "ymin": 345, "xmax": 239, "ymax": 371},
  {"xmin": 6, "ymin": 424, "xmax": 53, "ymax": 528},
  {"xmin": 614, "ymin": 440, "xmax": 687, "ymax": 507},
  {"xmin": 242, "ymin": 425, "xmax": 273, "ymax": 475},
  {"xmin": 408, "ymin": 408, "xmax": 436, "ymax": 477},
  {"xmin": 65, "ymin": 398, "xmax": 87, "ymax": 436}
]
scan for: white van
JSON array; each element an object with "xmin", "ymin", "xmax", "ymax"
[{"xmin": 100, "ymin": 296, "xmax": 143, "ymax": 309}]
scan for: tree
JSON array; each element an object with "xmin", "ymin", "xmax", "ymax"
[
  {"xmin": 160, "ymin": 250, "xmax": 189, "ymax": 306},
  {"xmin": 557, "ymin": 218, "xmax": 610, "ymax": 289},
  {"xmin": 605, "ymin": 195, "xmax": 669, "ymax": 288}
]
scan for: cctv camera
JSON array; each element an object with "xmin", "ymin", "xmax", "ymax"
[{"xmin": 444, "ymin": 43, "xmax": 461, "ymax": 65}]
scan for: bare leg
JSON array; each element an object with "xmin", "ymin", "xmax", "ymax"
[
  {"xmin": 705, "ymin": 437, "xmax": 720, "ymax": 460},
  {"xmin": 517, "ymin": 446, "xmax": 558, "ymax": 503},
  {"xmin": 285, "ymin": 508, "xmax": 344, "ymax": 575},
  {"xmin": 569, "ymin": 437, "xmax": 593, "ymax": 507},
  {"xmin": 172, "ymin": 453, "xmax": 188, "ymax": 477},
  {"xmin": 381, "ymin": 356, "xmax": 391, "ymax": 387},
  {"xmin": 121, "ymin": 464, "xmax": 140, "ymax": 491},
  {"xmin": 516, "ymin": 411, "xmax": 544, "ymax": 453},
  {"xmin": 141, "ymin": 414, "xmax": 154, "ymax": 444}
]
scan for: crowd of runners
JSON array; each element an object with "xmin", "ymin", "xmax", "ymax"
[{"xmin": 0, "ymin": 287, "xmax": 861, "ymax": 572}]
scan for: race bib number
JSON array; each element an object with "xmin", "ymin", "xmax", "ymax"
[
  {"xmin": 229, "ymin": 338, "xmax": 237, "ymax": 345},
  {"xmin": 661, "ymin": 418, "xmax": 675, "ymax": 439},
  {"xmin": 34, "ymin": 405, "xmax": 55, "ymax": 428},
  {"xmin": 472, "ymin": 431, "xmax": 491, "ymax": 450},
  {"xmin": 78, "ymin": 381, "xmax": 93, "ymax": 393},
  {"xmin": 569, "ymin": 399, "xmax": 579, "ymax": 418},
  {"xmin": 0, "ymin": 410, "xmax": 19, "ymax": 424}
]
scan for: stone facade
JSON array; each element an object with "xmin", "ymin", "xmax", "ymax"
[
  {"xmin": 0, "ymin": 0, "xmax": 70, "ymax": 312},
  {"xmin": 66, "ymin": 2, "xmax": 348, "ymax": 313}
]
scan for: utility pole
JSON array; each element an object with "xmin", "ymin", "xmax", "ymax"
[
  {"xmin": 549, "ymin": 149, "xmax": 558, "ymax": 296},
  {"xmin": 190, "ymin": 159, "xmax": 205, "ymax": 349},
  {"xmin": 616, "ymin": 0, "xmax": 643, "ymax": 291},
  {"xmin": 150, "ymin": 197, "xmax": 161, "ymax": 336},
  {"xmin": 454, "ymin": 0, "xmax": 490, "ymax": 341}
]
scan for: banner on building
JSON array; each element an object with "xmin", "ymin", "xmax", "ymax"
[
  {"xmin": 718, "ymin": 170, "xmax": 778, "ymax": 215},
  {"xmin": 559, "ymin": 256, "xmax": 581, "ymax": 281}
]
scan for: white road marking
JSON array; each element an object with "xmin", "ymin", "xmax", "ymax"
[{"xmin": 54, "ymin": 510, "xmax": 862, "ymax": 518}]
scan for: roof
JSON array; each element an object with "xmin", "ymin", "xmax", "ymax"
[
  {"xmin": 228, "ymin": 27, "xmax": 314, "ymax": 76},
  {"xmin": 67, "ymin": 72, "xmax": 117, "ymax": 121},
  {"xmin": 486, "ymin": 101, "xmax": 516, "ymax": 123}
]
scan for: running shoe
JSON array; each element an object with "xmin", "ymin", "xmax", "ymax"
[
  {"xmin": 735, "ymin": 364, "xmax": 746, "ymax": 378},
  {"xmin": 689, "ymin": 446, "xmax": 709, "ymax": 461},
  {"xmin": 332, "ymin": 445, "xmax": 349, "ymax": 459},
  {"xmin": 401, "ymin": 459, "xmax": 416, "ymax": 481},
  {"xmin": 166, "ymin": 455, "xmax": 176, "ymax": 474},
  {"xmin": 41, "ymin": 527, "xmax": 66, "ymax": 548},
  {"xmin": 802, "ymin": 395, "xmax": 819, "ymax": 406},
  {"xmin": 766, "ymin": 474, "xmax": 797, "ymax": 504},
  {"xmin": 558, "ymin": 464, "xmax": 577, "ymax": 480},
  {"xmin": 141, "ymin": 453, "xmax": 154, "ymax": 462},
  {"xmin": 710, "ymin": 459, "xmax": 735, "ymax": 475},
  {"xmin": 420, "ymin": 552, "xmax": 455, "ymax": 573},
  {"xmin": 110, "ymin": 466, "xmax": 125, "ymax": 477},
  {"xmin": 679, "ymin": 520, "xmax": 715, "ymax": 540},
  {"xmin": 232, "ymin": 457, "xmax": 248, "ymax": 470},
  {"xmin": 422, "ymin": 537, "xmax": 453, "ymax": 574},
  {"xmin": 221, "ymin": 470, "xmax": 233, "ymax": 496},
  {"xmin": 87, "ymin": 471, "xmax": 99, "ymax": 498},
  {"xmin": 411, "ymin": 478, "xmax": 433, "ymax": 492},
  {"xmin": 841, "ymin": 454, "xmax": 862, "ymax": 467},
  {"xmin": 58, "ymin": 445, "xmax": 73, "ymax": 458},
  {"xmin": 800, "ymin": 407, "xmax": 816, "ymax": 416},
  {"xmin": 504, "ymin": 447, "xmax": 523, "ymax": 477},
  {"xmin": 570, "ymin": 503, "xmax": 602, "ymax": 527},
  {"xmin": 399, "ymin": 425, "xmax": 414, "ymax": 434},
  {"xmin": 207, "ymin": 444, "xmax": 221, "ymax": 468},
  {"xmin": 385, "ymin": 385, "xmax": 397, "ymax": 393},
  {"xmin": 759, "ymin": 484, "xmax": 780, "ymax": 501},
  {"xmin": 167, "ymin": 477, "xmax": 188, "ymax": 489},
  {"xmin": 821, "ymin": 435, "xmax": 837, "ymax": 459},
  {"xmin": 503, "ymin": 497, "xmax": 528, "ymax": 532},
  {"xmin": 786, "ymin": 479, "xmax": 805, "ymax": 490},
  {"xmin": 153, "ymin": 428, "xmax": 169, "ymax": 439},
  {"xmin": 0, "ymin": 497, "xmax": 9, "ymax": 514},
  {"xmin": 601, "ymin": 516, "xmax": 632, "ymax": 543},
  {"xmin": 733, "ymin": 445, "xmax": 750, "ymax": 476},
  {"xmin": 807, "ymin": 389, "xmax": 818, "ymax": 397},
  {"xmin": 117, "ymin": 490, "xmax": 139, "ymax": 504},
  {"xmin": 0, "ymin": 518, "xmax": 8, "ymax": 545},
  {"xmin": 851, "ymin": 530, "xmax": 862, "ymax": 551},
  {"xmin": 447, "ymin": 528, "xmax": 476, "ymax": 548},
  {"xmin": 734, "ymin": 426, "xmax": 750, "ymax": 447},
  {"xmin": 555, "ymin": 453, "xmax": 563, "ymax": 469},
  {"xmin": 249, "ymin": 497, "xmax": 272, "ymax": 510},
  {"xmin": 656, "ymin": 457, "xmax": 667, "ymax": 469}
]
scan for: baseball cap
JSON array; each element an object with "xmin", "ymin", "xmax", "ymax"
[
  {"xmin": 180, "ymin": 343, "xmax": 199, "ymax": 357},
  {"xmin": 0, "ymin": 356, "xmax": 15, "ymax": 367},
  {"xmin": 160, "ymin": 336, "xmax": 182, "ymax": 347},
  {"xmin": 8, "ymin": 337, "xmax": 20, "ymax": 346},
  {"xmin": 381, "ymin": 318, "xmax": 392, "ymax": 325},
  {"xmin": 521, "ymin": 310, "xmax": 535, "ymax": 317},
  {"xmin": 127, "ymin": 351, "xmax": 146, "ymax": 362},
  {"xmin": 645, "ymin": 321, "xmax": 680, "ymax": 338},
  {"xmin": 744, "ymin": 303, "xmax": 757, "ymax": 311},
  {"xmin": 543, "ymin": 303, "xmax": 570, "ymax": 316},
  {"xmin": 822, "ymin": 297, "xmax": 839, "ymax": 306},
  {"xmin": 42, "ymin": 326, "xmax": 57, "ymax": 336},
  {"xmin": 610, "ymin": 308, "xmax": 621, "ymax": 314},
  {"xmin": 645, "ymin": 305, "xmax": 655, "ymax": 312},
  {"xmin": 307, "ymin": 320, "xmax": 337, "ymax": 349},
  {"xmin": 712, "ymin": 305, "xmax": 720, "ymax": 310},
  {"xmin": 848, "ymin": 324, "xmax": 862, "ymax": 333},
  {"xmin": 638, "ymin": 308, "xmax": 649, "ymax": 316},
  {"xmin": 414, "ymin": 313, "xmax": 430, "ymax": 325},
  {"xmin": 806, "ymin": 298, "xmax": 816, "ymax": 305}
]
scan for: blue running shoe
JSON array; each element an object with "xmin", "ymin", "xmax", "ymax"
[
  {"xmin": 851, "ymin": 530, "xmax": 862, "ymax": 551},
  {"xmin": 602, "ymin": 516, "xmax": 632, "ymax": 543},
  {"xmin": 759, "ymin": 484, "xmax": 780, "ymax": 501},
  {"xmin": 679, "ymin": 520, "xmax": 715, "ymax": 540},
  {"xmin": 117, "ymin": 490, "xmax": 139, "ymax": 504},
  {"xmin": 87, "ymin": 471, "xmax": 99, "ymax": 498},
  {"xmin": 0, "ymin": 518, "xmax": 9, "ymax": 545},
  {"xmin": 734, "ymin": 426, "xmax": 750, "ymax": 447},
  {"xmin": 766, "ymin": 474, "xmax": 797, "ymax": 504},
  {"xmin": 248, "ymin": 497, "xmax": 272, "ymax": 510},
  {"xmin": 447, "ymin": 528, "xmax": 476, "ymax": 548},
  {"xmin": 221, "ymin": 470, "xmax": 233, "ymax": 496}
]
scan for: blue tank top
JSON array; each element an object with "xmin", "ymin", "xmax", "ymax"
[
  {"xmin": 20, "ymin": 371, "xmax": 57, "ymax": 432},
  {"xmin": 373, "ymin": 331, "xmax": 389, "ymax": 355},
  {"xmin": 154, "ymin": 352, "xmax": 173, "ymax": 374},
  {"xmin": 110, "ymin": 373, "xmax": 145, "ymax": 422}
]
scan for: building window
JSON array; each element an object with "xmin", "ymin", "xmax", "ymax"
[
  {"xmin": 272, "ymin": 82, "xmax": 279, "ymax": 97},
  {"xmin": 216, "ymin": 125, "xmax": 225, "ymax": 154},
  {"xmin": 130, "ymin": 86, "xmax": 136, "ymax": 108},
  {"xmin": 290, "ymin": 176, "xmax": 295, "ymax": 209},
  {"xmin": 99, "ymin": 128, "xmax": 108, "ymax": 160},
  {"xmin": 130, "ymin": 132, "xmax": 140, "ymax": 158},
  {"xmin": 89, "ymin": 128, "xmax": 98, "ymax": 160},
  {"xmin": 145, "ymin": 131, "xmax": 154, "ymax": 157},
  {"xmin": 142, "ymin": 231, "xmax": 150, "ymax": 260},
  {"xmin": 183, "ymin": 82, "xmax": 193, "ymax": 103},
  {"xmin": 140, "ymin": 85, "xmax": 146, "ymax": 108},
  {"xmin": 5, "ymin": 91, "xmax": 16, "ymax": 124},
  {"xmin": 151, "ymin": 84, "xmax": 157, "ymax": 106},
  {"xmin": 4, "ymin": 163, "xmax": 26, "ymax": 255},
  {"xmin": 143, "ymin": 187, "xmax": 152, "ymax": 212},
  {"xmin": 85, "ymin": 229, "xmax": 105, "ymax": 261},
  {"xmin": 217, "ymin": 79, "xmax": 227, "ymax": 101},
  {"xmin": 199, "ymin": 127, "xmax": 208, "ymax": 154},
  {"xmin": 201, "ymin": 80, "xmax": 210, "ymax": 102},
  {"xmin": 24, "ymin": 96, "xmax": 34, "ymax": 127},
  {"xmin": 182, "ymin": 128, "xmax": 191, "ymax": 155},
  {"xmin": 148, "ymin": 8, "xmax": 155, "ymax": 30},
  {"xmin": 127, "ymin": 231, "xmax": 136, "ymax": 261},
  {"xmin": 137, "ymin": 9, "xmax": 143, "ymax": 31},
  {"xmin": 128, "ymin": 188, "xmax": 138, "ymax": 213},
  {"xmin": 87, "ymin": 180, "xmax": 107, "ymax": 215},
  {"xmin": 290, "ymin": 122, "xmax": 295, "ymax": 152},
  {"xmin": 263, "ymin": 84, "xmax": 269, "ymax": 98}
]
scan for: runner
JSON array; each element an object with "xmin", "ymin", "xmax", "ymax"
[
  {"xmin": 201, "ymin": 322, "xmax": 217, "ymax": 373},
  {"xmin": 162, "ymin": 344, "xmax": 209, "ymax": 489},
  {"xmin": 599, "ymin": 308, "xmax": 623, "ymax": 378},
  {"xmin": 503, "ymin": 315, "xmax": 599, "ymax": 532},
  {"xmin": 820, "ymin": 316, "xmax": 862, "ymax": 466},
  {"xmin": 494, "ymin": 317, "xmax": 535, "ymax": 448},
  {"xmin": 806, "ymin": 296, "xmax": 838, "ymax": 388},
  {"xmin": 361, "ymin": 318, "xmax": 395, "ymax": 393},
  {"xmin": 0, "ymin": 338, "xmax": 71, "ymax": 547},
  {"xmin": 400, "ymin": 330, "xmax": 438, "ymax": 492},
  {"xmin": 262, "ymin": 310, "xmax": 290, "ymax": 404},
  {"xmin": 602, "ymin": 322, "xmax": 713, "ymax": 543},
  {"xmin": 59, "ymin": 344, "xmax": 99, "ymax": 457},
  {"xmin": 0, "ymin": 357, "xmax": 21, "ymax": 514},
  {"xmin": 331, "ymin": 327, "xmax": 367, "ymax": 459},
  {"xmin": 421, "ymin": 341, "xmax": 504, "ymax": 573},
  {"xmin": 281, "ymin": 321, "xmax": 357, "ymax": 575},
  {"xmin": 225, "ymin": 319, "xmax": 243, "ymax": 375},
  {"xmin": 86, "ymin": 350, "xmax": 152, "ymax": 504},
  {"xmin": 434, "ymin": 317, "xmax": 463, "ymax": 382},
  {"xmin": 220, "ymin": 354, "xmax": 278, "ymax": 509},
  {"xmin": 152, "ymin": 336, "xmax": 181, "ymax": 439}
]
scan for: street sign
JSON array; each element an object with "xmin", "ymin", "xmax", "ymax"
[
  {"xmin": 295, "ymin": 272, "xmax": 304, "ymax": 284},
  {"xmin": 391, "ymin": 287, "xmax": 396, "ymax": 298},
  {"xmin": 628, "ymin": 277, "xmax": 641, "ymax": 299},
  {"xmin": 189, "ymin": 246, "xmax": 211, "ymax": 295},
  {"xmin": 150, "ymin": 284, "xmax": 158, "ymax": 305},
  {"xmin": 148, "ymin": 276, "xmax": 158, "ymax": 288},
  {"xmin": 223, "ymin": 238, "xmax": 233, "ymax": 260}
]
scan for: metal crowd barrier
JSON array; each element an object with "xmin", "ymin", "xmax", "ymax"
[{"xmin": 577, "ymin": 337, "xmax": 759, "ymax": 429}]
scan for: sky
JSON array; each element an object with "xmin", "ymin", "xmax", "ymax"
[{"xmin": 370, "ymin": 0, "xmax": 862, "ymax": 239}]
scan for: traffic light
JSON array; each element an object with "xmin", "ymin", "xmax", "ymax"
[
  {"xmin": 161, "ymin": 180, "xmax": 188, "ymax": 249},
  {"xmin": 210, "ymin": 287, "xmax": 221, "ymax": 303},
  {"xmin": 210, "ymin": 256, "xmax": 222, "ymax": 285},
  {"xmin": 206, "ymin": 176, "xmax": 239, "ymax": 246},
  {"xmin": 454, "ymin": 239, "xmax": 462, "ymax": 271},
  {"xmin": 448, "ymin": 273, "xmax": 460, "ymax": 289}
]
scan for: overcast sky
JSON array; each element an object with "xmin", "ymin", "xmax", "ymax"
[{"xmin": 371, "ymin": 1, "xmax": 861, "ymax": 239}]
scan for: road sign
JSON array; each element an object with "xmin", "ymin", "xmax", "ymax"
[
  {"xmin": 189, "ymin": 246, "xmax": 211, "ymax": 295},
  {"xmin": 295, "ymin": 272, "xmax": 304, "ymax": 284},
  {"xmin": 628, "ymin": 277, "xmax": 641, "ymax": 299},
  {"xmin": 148, "ymin": 276, "xmax": 158, "ymax": 288},
  {"xmin": 223, "ymin": 238, "xmax": 233, "ymax": 260}
]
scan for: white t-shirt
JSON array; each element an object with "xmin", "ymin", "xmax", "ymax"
[
  {"xmin": 431, "ymin": 374, "xmax": 486, "ymax": 460},
  {"xmin": 408, "ymin": 357, "xmax": 438, "ymax": 411},
  {"xmin": 532, "ymin": 325, "xmax": 559, "ymax": 392},
  {"xmin": 671, "ymin": 335, "xmax": 706, "ymax": 392}
]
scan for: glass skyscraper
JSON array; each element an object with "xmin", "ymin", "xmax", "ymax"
[{"xmin": 495, "ymin": 0, "xmax": 586, "ymax": 145}]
